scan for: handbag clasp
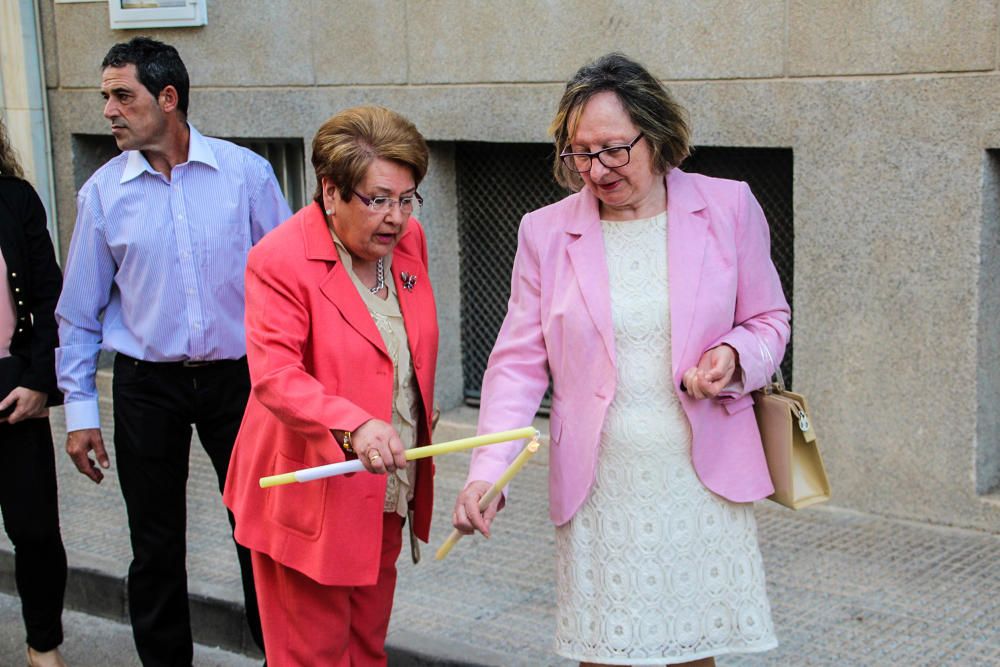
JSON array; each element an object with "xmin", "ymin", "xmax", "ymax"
[{"xmin": 797, "ymin": 409, "xmax": 810, "ymax": 433}]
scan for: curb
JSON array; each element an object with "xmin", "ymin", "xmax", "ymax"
[
  {"xmin": 1, "ymin": 548, "xmax": 489, "ymax": 666},
  {"xmin": 0, "ymin": 548, "xmax": 262, "ymax": 658}
]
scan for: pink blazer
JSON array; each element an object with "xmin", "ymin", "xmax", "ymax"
[
  {"xmin": 468, "ymin": 168, "xmax": 790, "ymax": 525},
  {"xmin": 223, "ymin": 203, "xmax": 438, "ymax": 586}
]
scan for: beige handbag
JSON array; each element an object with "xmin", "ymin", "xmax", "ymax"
[{"xmin": 752, "ymin": 339, "xmax": 830, "ymax": 509}]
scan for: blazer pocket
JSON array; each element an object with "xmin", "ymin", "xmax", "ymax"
[
  {"xmin": 266, "ymin": 451, "xmax": 326, "ymax": 541},
  {"xmin": 723, "ymin": 394, "xmax": 755, "ymax": 416},
  {"xmin": 548, "ymin": 411, "xmax": 563, "ymax": 447}
]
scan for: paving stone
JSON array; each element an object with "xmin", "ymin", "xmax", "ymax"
[{"xmin": 0, "ymin": 397, "xmax": 997, "ymax": 666}]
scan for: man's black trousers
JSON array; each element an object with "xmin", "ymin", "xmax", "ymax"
[{"xmin": 112, "ymin": 354, "xmax": 263, "ymax": 666}]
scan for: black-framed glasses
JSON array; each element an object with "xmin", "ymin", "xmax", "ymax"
[
  {"xmin": 352, "ymin": 190, "xmax": 423, "ymax": 215},
  {"xmin": 560, "ymin": 133, "xmax": 644, "ymax": 173}
]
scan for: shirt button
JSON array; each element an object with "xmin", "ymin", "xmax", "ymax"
[
  {"xmin": 193, "ymin": 322, "xmax": 201, "ymax": 329},
  {"xmin": 187, "ymin": 288, "xmax": 194, "ymax": 295},
  {"xmin": 10, "ymin": 273, "xmax": 16, "ymax": 278},
  {"xmin": 178, "ymin": 214, "xmax": 184, "ymax": 220}
]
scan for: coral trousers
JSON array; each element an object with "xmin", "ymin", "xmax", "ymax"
[{"xmin": 251, "ymin": 512, "xmax": 404, "ymax": 667}]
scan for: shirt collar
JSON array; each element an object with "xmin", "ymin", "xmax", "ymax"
[{"xmin": 119, "ymin": 123, "xmax": 220, "ymax": 184}]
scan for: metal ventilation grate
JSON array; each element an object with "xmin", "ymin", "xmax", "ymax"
[
  {"xmin": 71, "ymin": 133, "xmax": 306, "ymax": 212},
  {"xmin": 683, "ymin": 147, "xmax": 794, "ymax": 386},
  {"xmin": 229, "ymin": 138, "xmax": 307, "ymax": 212},
  {"xmin": 71, "ymin": 134, "xmax": 307, "ymax": 369},
  {"xmin": 457, "ymin": 143, "xmax": 794, "ymax": 405},
  {"xmin": 456, "ymin": 143, "xmax": 566, "ymax": 406}
]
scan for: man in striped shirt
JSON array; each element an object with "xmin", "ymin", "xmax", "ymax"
[{"xmin": 55, "ymin": 37, "xmax": 290, "ymax": 666}]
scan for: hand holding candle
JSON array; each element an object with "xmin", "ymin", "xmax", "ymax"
[{"xmin": 436, "ymin": 436, "xmax": 541, "ymax": 560}]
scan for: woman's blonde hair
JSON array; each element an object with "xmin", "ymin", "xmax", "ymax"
[
  {"xmin": 311, "ymin": 105, "xmax": 428, "ymax": 204},
  {"xmin": 0, "ymin": 117, "xmax": 25, "ymax": 179},
  {"xmin": 549, "ymin": 53, "xmax": 691, "ymax": 191}
]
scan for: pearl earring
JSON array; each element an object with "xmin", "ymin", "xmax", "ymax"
[{"xmin": 325, "ymin": 209, "xmax": 332, "ymax": 215}]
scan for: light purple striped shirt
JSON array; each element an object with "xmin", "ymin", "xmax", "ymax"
[{"xmin": 56, "ymin": 125, "xmax": 292, "ymax": 431}]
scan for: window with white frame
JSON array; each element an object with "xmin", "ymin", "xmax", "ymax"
[{"xmin": 107, "ymin": 0, "xmax": 207, "ymax": 29}]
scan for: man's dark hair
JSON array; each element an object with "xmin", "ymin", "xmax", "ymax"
[{"xmin": 102, "ymin": 37, "xmax": 190, "ymax": 116}]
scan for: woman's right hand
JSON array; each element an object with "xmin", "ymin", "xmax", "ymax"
[
  {"xmin": 351, "ymin": 419, "xmax": 407, "ymax": 474},
  {"xmin": 0, "ymin": 386, "xmax": 48, "ymax": 424},
  {"xmin": 453, "ymin": 480, "xmax": 502, "ymax": 538},
  {"xmin": 682, "ymin": 344, "xmax": 738, "ymax": 400}
]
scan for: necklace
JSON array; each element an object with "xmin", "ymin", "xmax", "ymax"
[{"xmin": 369, "ymin": 257, "xmax": 385, "ymax": 294}]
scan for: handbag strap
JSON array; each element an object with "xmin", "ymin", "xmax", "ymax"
[
  {"xmin": 755, "ymin": 334, "xmax": 813, "ymax": 434},
  {"xmin": 754, "ymin": 331, "xmax": 785, "ymax": 392}
]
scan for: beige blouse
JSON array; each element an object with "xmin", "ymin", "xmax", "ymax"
[{"xmin": 329, "ymin": 229, "xmax": 421, "ymax": 517}]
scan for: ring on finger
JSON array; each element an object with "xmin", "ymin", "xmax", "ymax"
[{"xmin": 368, "ymin": 450, "xmax": 382, "ymax": 461}]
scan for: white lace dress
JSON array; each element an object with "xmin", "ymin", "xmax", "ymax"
[{"xmin": 553, "ymin": 212, "xmax": 778, "ymax": 665}]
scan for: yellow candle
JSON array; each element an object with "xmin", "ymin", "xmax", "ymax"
[
  {"xmin": 406, "ymin": 427, "xmax": 537, "ymax": 461},
  {"xmin": 435, "ymin": 437, "xmax": 541, "ymax": 560},
  {"xmin": 259, "ymin": 426, "xmax": 538, "ymax": 488}
]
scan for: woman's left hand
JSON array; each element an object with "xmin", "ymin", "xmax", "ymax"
[
  {"xmin": 0, "ymin": 387, "xmax": 49, "ymax": 424},
  {"xmin": 682, "ymin": 345, "xmax": 737, "ymax": 400}
]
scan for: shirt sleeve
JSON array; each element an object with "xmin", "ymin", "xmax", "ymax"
[
  {"xmin": 711, "ymin": 181, "xmax": 791, "ymax": 393},
  {"xmin": 468, "ymin": 212, "xmax": 551, "ymax": 492},
  {"xmin": 243, "ymin": 251, "xmax": 369, "ymax": 453},
  {"xmin": 249, "ymin": 160, "xmax": 292, "ymax": 244},
  {"xmin": 55, "ymin": 187, "xmax": 116, "ymax": 431}
]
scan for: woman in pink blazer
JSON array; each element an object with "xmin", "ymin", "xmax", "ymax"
[
  {"xmin": 454, "ymin": 54, "xmax": 790, "ymax": 666},
  {"xmin": 224, "ymin": 106, "xmax": 438, "ymax": 666}
]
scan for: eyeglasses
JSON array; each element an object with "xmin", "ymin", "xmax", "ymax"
[
  {"xmin": 352, "ymin": 190, "xmax": 423, "ymax": 215},
  {"xmin": 559, "ymin": 133, "xmax": 644, "ymax": 173}
]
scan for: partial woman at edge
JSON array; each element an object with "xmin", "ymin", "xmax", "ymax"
[{"xmin": 0, "ymin": 116, "xmax": 68, "ymax": 667}]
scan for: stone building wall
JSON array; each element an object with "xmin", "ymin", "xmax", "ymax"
[{"xmin": 39, "ymin": 0, "xmax": 1000, "ymax": 532}]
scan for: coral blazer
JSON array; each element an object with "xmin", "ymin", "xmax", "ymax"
[
  {"xmin": 468, "ymin": 168, "xmax": 790, "ymax": 525},
  {"xmin": 224, "ymin": 202, "xmax": 438, "ymax": 586}
]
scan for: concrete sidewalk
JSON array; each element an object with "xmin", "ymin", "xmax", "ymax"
[
  {"xmin": 0, "ymin": 592, "xmax": 258, "ymax": 667},
  {"xmin": 1, "ymin": 399, "xmax": 998, "ymax": 666}
]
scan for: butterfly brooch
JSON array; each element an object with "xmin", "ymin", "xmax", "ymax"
[{"xmin": 400, "ymin": 272, "xmax": 417, "ymax": 291}]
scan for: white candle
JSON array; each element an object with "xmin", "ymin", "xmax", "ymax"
[{"xmin": 259, "ymin": 426, "xmax": 539, "ymax": 488}]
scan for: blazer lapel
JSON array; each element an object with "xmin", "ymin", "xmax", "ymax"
[
  {"xmin": 667, "ymin": 168, "xmax": 709, "ymax": 377},
  {"xmin": 0, "ymin": 185, "xmax": 23, "ymax": 273},
  {"xmin": 565, "ymin": 194, "xmax": 616, "ymax": 367},
  {"xmin": 392, "ymin": 249, "xmax": 423, "ymax": 356},
  {"xmin": 303, "ymin": 205, "xmax": 389, "ymax": 358},
  {"xmin": 392, "ymin": 236, "xmax": 435, "ymax": 431},
  {"xmin": 319, "ymin": 264, "xmax": 389, "ymax": 358}
]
